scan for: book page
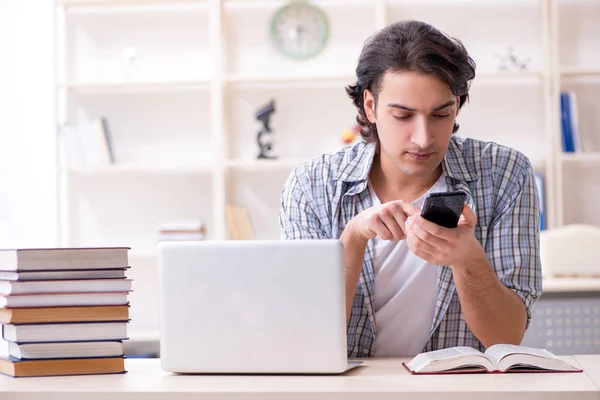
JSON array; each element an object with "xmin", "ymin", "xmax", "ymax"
[
  {"xmin": 428, "ymin": 346, "xmax": 485, "ymax": 360},
  {"xmin": 485, "ymin": 344, "xmax": 558, "ymax": 366},
  {"xmin": 406, "ymin": 347, "xmax": 486, "ymax": 373}
]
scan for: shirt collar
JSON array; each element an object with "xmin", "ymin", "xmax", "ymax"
[
  {"xmin": 441, "ymin": 136, "xmax": 478, "ymax": 182},
  {"xmin": 335, "ymin": 141, "xmax": 377, "ymax": 183}
]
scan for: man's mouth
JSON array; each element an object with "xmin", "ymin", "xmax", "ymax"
[{"xmin": 407, "ymin": 152, "xmax": 433, "ymax": 161}]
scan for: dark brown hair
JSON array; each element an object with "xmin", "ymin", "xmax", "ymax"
[{"xmin": 346, "ymin": 20, "xmax": 476, "ymax": 144}]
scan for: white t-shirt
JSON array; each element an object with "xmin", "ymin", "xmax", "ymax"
[{"xmin": 368, "ymin": 173, "xmax": 447, "ymax": 357}]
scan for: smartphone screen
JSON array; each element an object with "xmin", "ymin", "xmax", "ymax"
[{"xmin": 420, "ymin": 191, "xmax": 467, "ymax": 228}]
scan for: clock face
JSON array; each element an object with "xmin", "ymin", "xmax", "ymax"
[{"xmin": 270, "ymin": 2, "xmax": 329, "ymax": 60}]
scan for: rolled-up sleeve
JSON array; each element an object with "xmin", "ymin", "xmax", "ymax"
[
  {"xmin": 487, "ymin": 159, "xmax": 543, "ymax": 329},
  {"xmin": 279, "ymin": 167, "xmax": 328, "ymax": 240}
]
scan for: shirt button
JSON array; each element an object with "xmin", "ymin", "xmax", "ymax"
[{"xmin": 362, "ymin": 348, "xmax": 369, "ymax": 355}]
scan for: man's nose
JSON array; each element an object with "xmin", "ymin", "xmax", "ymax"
[{"xmin": 410, "ymin": 118, "xmax": 434, "ymax": 149}]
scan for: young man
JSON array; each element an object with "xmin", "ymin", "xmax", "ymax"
[{"xmin": 279, "ymin": 20, "xmax": 542, "ymax": 358}]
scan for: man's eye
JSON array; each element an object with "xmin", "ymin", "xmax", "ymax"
[
  {"xmin": 393, "ymin": 115, "xmax": 412, "ymax": 121},
  {"xmin": 433, "ymin": 113, "xmax": 450, "ymax": 119}
]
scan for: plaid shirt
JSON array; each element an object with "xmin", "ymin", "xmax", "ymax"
[{"xmin": 279, "ymin": 135, "xmax": 542, "ymax": 357}]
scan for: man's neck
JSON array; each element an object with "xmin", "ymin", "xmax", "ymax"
[{"xmin": 369, "ymin": 153, "xmax": 443, "ymax": 204}]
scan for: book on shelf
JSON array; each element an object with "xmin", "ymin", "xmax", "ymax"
[
  {"xmin": 0, "ymin": 356, "xmax": 125, "ymax": 377},
  {"xmin": 59, "ymin": 117, "xmax": 115, "ymax": 170},
  {"xmin": 226, "ymin": 204, "xmax": 255, "ymax": 240},
  {"xmin": 0, "ymin": 278, "xmax": 132, "ymax": 295},
  {"xmin": 78, "ymin": 117, "xmax": 114, "ymax": 167},
  {"xmin": 0, "ymin": 305, "xmax": 130, "ymax": 324},
  {"xmin": 560, "ymin": 92, "xmax": 575, "ymax": 153},
  {"xmin": 403, "ymin": 344, "xmax": 582, "ymax": 375},
  {"xmin": 0, "ymin": 292, "xmax": 130, "ymax": 308},
  {"xmin": 158, "ymin": 219, "xmax": 206, "ymax": 241},
  {"xmin": 0, "ymin": 268, "xmax": 128, "ymax": 281},
  {"xmin": 0, "ymin": 247, "xmax": 130, "ymax": 271},
  {"xmin": 560, "ymin": 91, "xmax": 591, "ymax": 153},
  {"xmin": 534, "ymin": 173, "xmax": 546, "ymax": 231},
  {"xmin": 8, "ymin": 340, "xmax": 124, "ymax": 359},
  {"xmin": 2, "ymin": 321, "xmax": 129, "ymax": 343}
]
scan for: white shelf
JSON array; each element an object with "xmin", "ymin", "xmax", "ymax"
[
  {"xmin": 388, "ymin": 0, "xmax": 539, "ymax": 4},
  {"xmin": 543, "ymin": 277, "xmax": 600, "ymax": 293},
  {"xmin": 560, "ymin": 68, "xmax": 600, "ymax": 78},
  {"xmin": 224, "ymin": 0, "xmax": 374, "ymax": 9},
  {"xmin": 63, "ymin": 164, "xmax": 213, "ymax": 175},
  {"xmin": 224, "ymin": 71, "xmax": 544, "ymax": 87},
  {"xmin": 227, "ymin": 158, "xmax": 308, "ymax": 171},
  {"xmin": 224, "ymin": 73, "xmax": 356, "ymax": 86},
  {"xmin": 58, "ymin": 0, "xmax": 209, "ymax": 7},
  {"xmin": 61, "ymin": 80, "xmax": 211, "ymax": 94},
  {"xmin": 474, "ymin": 71, "xmax": 544, "ymax": 86},
  {"xmin": 560, "ymin": 153, "xmax": 600, "ymax": 163}
]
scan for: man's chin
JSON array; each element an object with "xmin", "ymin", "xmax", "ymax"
[{"xmin": 397, "ymin": 162, "xmax": 440, "ymax": 178}]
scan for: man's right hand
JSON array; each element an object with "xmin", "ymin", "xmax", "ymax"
[{"xmin": 350, "ymin": 200, "xmax": 412, "ymax": 242}]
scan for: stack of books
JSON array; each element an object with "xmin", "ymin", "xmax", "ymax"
[
  {"xmin": 158, "ymin": 220, "xmax": 205, "ymax": 242},
  {"xmin": 0, "ymin": 247, "xmax": 131, "ymax": 377}
]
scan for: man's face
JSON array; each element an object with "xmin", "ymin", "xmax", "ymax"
[{"xmin": 364, "ymin": 70, "xmax": 458, "ymax": 178}]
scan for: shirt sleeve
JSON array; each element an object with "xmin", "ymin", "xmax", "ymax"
[
  {"xmin": 487, "ymin": 159, "xmax": 543, "ymax": 329},
  {"xmin": 279, "ymin": 167, "xmax": 330, "ymax": 240}
]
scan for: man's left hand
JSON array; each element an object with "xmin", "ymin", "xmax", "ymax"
[{"xmin": 401, "ymin": 201, "xmax": 483, "ymax": 267}]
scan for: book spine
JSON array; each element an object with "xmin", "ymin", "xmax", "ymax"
[
  {"xmin": 534, "ymin": 173, "xmax": 546, "ymax": 231},
  {"xmin": 560, "ymin": 92, "xmax": 575, "ymax": 153}
]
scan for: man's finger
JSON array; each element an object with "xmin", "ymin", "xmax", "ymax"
[{"xmin": 398, "ymin": 199, "xmax": 420, "ymax": 217}]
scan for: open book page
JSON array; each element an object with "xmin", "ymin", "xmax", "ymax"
[
  {"xmin": 405, "ymin": 346, "xmax": 494, "ymax": 373},
  {"xmin": 484, "ymin": 344, "xmax": 581, "ymax": 372}
]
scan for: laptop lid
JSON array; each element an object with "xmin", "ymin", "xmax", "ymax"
[{"xmin": 157, "ymin": 239, "xmax": 348, "ymax": 374}]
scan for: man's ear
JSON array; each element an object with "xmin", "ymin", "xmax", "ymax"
[{"xmin": 364, "ymin": 89, "xmax": 377, "ymax": 124}]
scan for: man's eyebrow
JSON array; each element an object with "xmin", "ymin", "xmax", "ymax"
[{"xmin": 387, "ymin": 100, "xmax": 456, "ymax": 112}]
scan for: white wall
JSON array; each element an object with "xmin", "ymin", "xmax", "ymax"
[{"xmin": 0, "ymin": 0, "xmax": 57, "ymax": 249}]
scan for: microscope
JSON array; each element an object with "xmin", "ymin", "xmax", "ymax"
[{"xmin": 255, "ymin": 99, "xmax": 277, "ymax": 159}]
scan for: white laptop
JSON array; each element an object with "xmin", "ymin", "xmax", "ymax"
[{"xmin": 157, "ymin": 239, "xmax": 361, "ymax": 374}]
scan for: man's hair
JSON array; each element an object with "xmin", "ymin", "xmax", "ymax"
[{"xmin": 345, "ymin": 20, "xmax": 476, "ymax": 144}]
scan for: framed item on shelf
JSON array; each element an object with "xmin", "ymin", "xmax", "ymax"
[{"xmin": 269, "ymin": 1, "xmax": 329, "ymax": 60}]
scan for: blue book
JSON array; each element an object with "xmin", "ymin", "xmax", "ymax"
[
  {"xmin": 560, "ymin": 92, "xmax": 575, "ymax": 153},
  {"xmin": 534, "ymin": 173, "xmax": 545, "ymax": 231}
]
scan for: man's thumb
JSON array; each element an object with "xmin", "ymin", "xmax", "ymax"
[{"xmin": 458, "ymin": 202, "xmax": 477, "ymax": 226}]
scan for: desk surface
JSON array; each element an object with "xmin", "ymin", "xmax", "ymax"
[
  {"xmin": 1, "ymin": 356, "xmax": 599, "ymax": 400},
  {"xmin": 579, "ymin": 355, "xmax": 600, "ymax": 389},
  {"xmin": 542, "ymin": 277, "xmax": 600, "ymax": 293}
]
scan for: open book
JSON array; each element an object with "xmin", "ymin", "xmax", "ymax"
[{"xmin": 404, "ymin": 345, "xmax": 583, "ymax": 374}]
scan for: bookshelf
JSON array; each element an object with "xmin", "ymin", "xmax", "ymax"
[
  {"xmin": 53, "ymin": 0, "xmax": 596, "ymax": 333},
  {"xmin": 552, "ymin": 0, "xmax": 600, "ymax": 227}
]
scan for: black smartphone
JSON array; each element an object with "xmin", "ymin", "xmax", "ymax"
[{"xmin": 420, "ymin": 191, "xmax": 467, "ymax": 228}]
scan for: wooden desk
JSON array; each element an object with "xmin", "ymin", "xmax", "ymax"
[{"xmin": 1, "ymin": 357, "xmax": 598, "ymax": 400}]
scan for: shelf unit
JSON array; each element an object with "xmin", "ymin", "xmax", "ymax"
[
  {"xmin": 551, "ymin": 0, "xmax": 600, "ymax": 227},
  {"xmin": 53, "ymin": 0, "xmax": 596, "ymax": 333},
  {"xmin": 53, "ymin": 0, "xmax": 563, "ymax": 247}
]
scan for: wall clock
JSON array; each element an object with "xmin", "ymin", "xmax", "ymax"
[{"xmin": 270, "ymin": 1, "xmax": 329, "ymax": 60}]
